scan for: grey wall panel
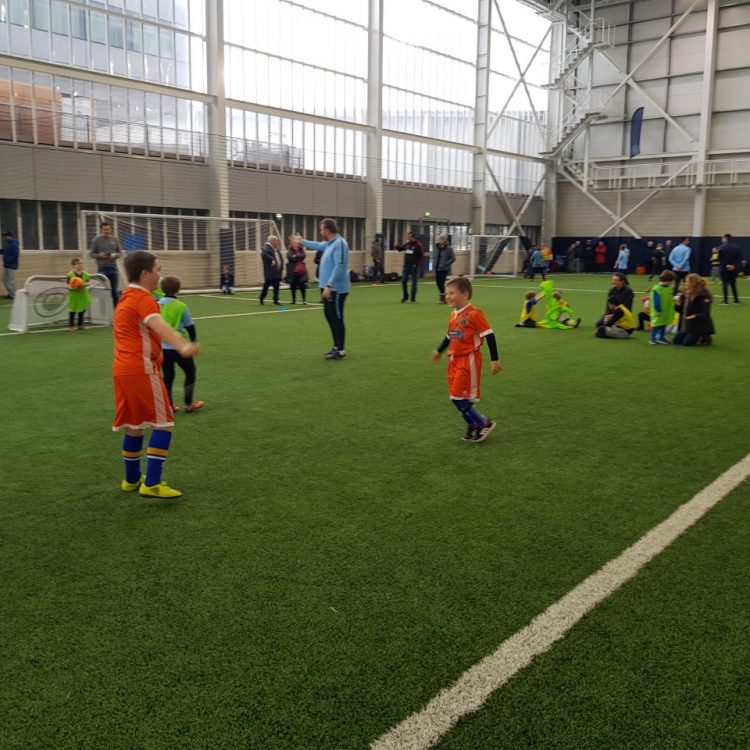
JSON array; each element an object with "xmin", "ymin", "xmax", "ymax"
[
  {"xmin": 598, "ymin": 5, "xmax": 631, "ymax": 26},
  {"xmin": 632, "ymin": 18, "xmax": 672, "ymax": 41},
  {"xmin": 626, "ymin": 78, "xmax": 669, "ymax": 112},
  {"xmin": 712, "ymin": 69, "xmax": 750, "ymax": 112},
  {"xmin": 710, "ymin": 110, "xmax": 750, "ymax": 150},
  {"xmin": 555, "ymin": 181, "xmax": 614, "ymax": 236},
  {"xmin": 719, "ymin": 4, "xmax": 750, "ymax": 29},
  {"xmin": 675, "ymin": 0, "xmax": 708, "ymax": 12},
  {"xmin": 267, "ymin": 174, "xmax": 316, "ymax": 214},
  {"xmin": 33, "ymin": 148, "xmax": 102, "ymax": 202},
  {"xmin": 716, "ymin": 27, "xmax": 750, "ymax": 70},
  {"xmin": 630, "ymin": 40, "xmax": 669, "ymax": 80},
  {"xmin": 666, "ymin": 73, "xmax": 704, "ymax": 116},
  {"xmin": 675, "ymin": 10, "xmax": 708, "ymax": 36},
  {"xmin": 588, "ymin": 122, "xmax": 626, "ymax": 158},
  {"xmin": 229, "ymin": 170, "xmax": 268, "ymax": 210},
  {"xmin": 311, "ymin": 179, "xmax": 340, "ymax": 215},
  {"xmin": 621, "ymin": 190, "xmax": 695, "ymax": 234},
  {"xmin": 665, "ymin": 115, "xmax": 699, "ymax": 151},
  {"xmin": 102, "ymin": 155, "xmax": 163, "ymax": 205},
  {"xmin": 633, "ymin": 0, "xmax": 673, "ymax": 23},
  {"xmin": 160, "ymin": 162, "xmax": 211, "ymax": 208},
  {"xmin": 335, "ymin": 180, "xmax": 367, "ymax": 216},
  {"xmin": 706, "ymin": 189, "xmax": 750, "ymax": 234},
  {"xmin": 593, "ymin": 48, "xmax": 628, "ymax": 86},
  {"xmin": 669, "ymin": 35, "xmax": 706, "ymax": 76}
]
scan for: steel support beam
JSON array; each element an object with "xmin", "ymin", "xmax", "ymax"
[
  {"xmin": 206, "ymin": 0, "xmax": 229, "ymax": 218},
  {"xmin": 366, "ymin": 0, "xmax": 384, "ymax": 245},
  {"xmin": 472, "ymin": 0, "xmax": 491, "ymax": 234},
  {"xmin": 692, "ymin": 0, "xmax": 718, "ymax": 237}
]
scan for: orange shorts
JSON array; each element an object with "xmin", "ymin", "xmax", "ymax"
[
  {"xmin": 447, "ymin": 351, "xmax": 482, "ymax": 401},
  {"xmin": 113, "ymin": 373, "xmax": 174, "ymax": 431}
]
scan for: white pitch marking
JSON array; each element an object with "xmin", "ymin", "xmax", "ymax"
[
  {"xmin": 197, "ymin": 293, "xmax": 322, "ymax": 307},
  {"xmin": 371, "ymin": 453, "xmax": 750, "ymax": 750},
  {"xmin": 0, "ymin": 304, "xmax": 320, "ymax": 336}
]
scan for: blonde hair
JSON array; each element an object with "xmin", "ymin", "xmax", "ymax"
[{"xmin": 684, "ymin": 272, "xmax": 711, "ymax": 301}]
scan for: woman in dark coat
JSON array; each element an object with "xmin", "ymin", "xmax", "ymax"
[
  {"xmin": 287, "ymin": 240, "xmax": 309, "ymax": 304},
  {"xmin": 673, "ymin": 273, "xmax": 715, "ymax": 346}
]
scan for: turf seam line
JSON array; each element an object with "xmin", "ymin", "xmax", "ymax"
[{"xmin": 371, "ymin": 453, "xmax": 750, "ymax": 750}]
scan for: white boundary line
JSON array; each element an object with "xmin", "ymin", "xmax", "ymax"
[
  {"xmin": 371, "ymin": 453, "xmax": 750, "ymax": 750},
  {"xmin": 0, "ymin": 303, "xmax": 320, "ymax": 337}
]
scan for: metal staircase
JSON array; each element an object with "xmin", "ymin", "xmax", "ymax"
[{"xmin": 541, "ymin": 100, "xmax": 606, "ymax": 158}]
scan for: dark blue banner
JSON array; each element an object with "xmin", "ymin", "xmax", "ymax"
[{"xmin": 630, "ymin": 107, "xmax": 645, "ymax": 158}]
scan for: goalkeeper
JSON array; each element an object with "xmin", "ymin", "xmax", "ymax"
[{"xmin": 66, "ymin": 258, "xmax": 91, "ymax": 331}]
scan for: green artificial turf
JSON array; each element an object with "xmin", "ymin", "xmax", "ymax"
[{"xmin": 0, "ymin": 275, "xmax": 748, "ymax": 749}]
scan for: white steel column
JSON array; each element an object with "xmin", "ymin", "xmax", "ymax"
[
  {"xmin": 472, "ymin": 0, "xmax": 491, "ymax": 234},
  {"xmin": 366, "ymin": 0, "xmax": 383, "ymax": 245},
  {"xmin": 543, "ymin": 20, "xmax": 565, "ymax": 245},
  {"xmin": 206, "ymin": 0, "xmax": 229, "ymax": 217},
  {"xmin": 692, "ymin": 0, "xmax": 718, "ymax": 237}
]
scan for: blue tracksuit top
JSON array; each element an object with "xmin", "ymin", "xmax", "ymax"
[
  {"xmin": 669, "ymin": 243, "xmax": 691, "ymax": 272},
  {"xmin": 303, "ymin": 235, "xmax": 351, "ymax": 293}
]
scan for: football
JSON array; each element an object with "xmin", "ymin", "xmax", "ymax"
[{"xmin": 69, "ymin": 276, "xmax": 84, "ymax": 289}]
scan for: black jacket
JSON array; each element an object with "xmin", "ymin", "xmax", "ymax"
[
  {"xmin": 395, "ymin": 239, "xmax": 424, "ymax": 267},
  {"xmin": 676, "ymin": 291, "xmax": 715, "ymax": 338},
  {"xmin": 433, "ymin": 242, "xmax": 455, "ymax": 273},
  {"xmin": 718, "ymin": 241, "xmax": 742, "ymax": 270},
  {"xmin": 607, "ymin": 284, "xmax": 634, "ymax": 311}
]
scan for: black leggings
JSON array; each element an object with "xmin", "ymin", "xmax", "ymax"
[
  {"xmin": 290, "ymin": 274, "xmax": 307, "ymax": 303},
  {"xmin": 435, "ymin": 270, "xmax": 449, "ymax": 294},
  {"xmin": 721, "ymin": 269, "xmax": 739, "ymax": 303},
  {"xmin": 162, "ymin": 348, "xmax": 197, "ymax": 406},
  {"xmin": 323, "ymin": 291, "xmax": 347, "ymax": 350},
  {"xmin": 68, "ymin": 311, "xmax": 85, "ymax": 327}
]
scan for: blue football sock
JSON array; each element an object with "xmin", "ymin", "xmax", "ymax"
[
  {"xmin": 145, "ymin": 430, "xmax": 172, "ymax": 487},
  {"xmin": 453, "ymin": 399, "xmax": 487, "ymax": 425},
  {"xmin": 466, "ymin": 405, "xmax": 488, "ymax": 426},
  {"xmin": 122, "ymin": 434, "xmax": 144, "ymax": 483}
]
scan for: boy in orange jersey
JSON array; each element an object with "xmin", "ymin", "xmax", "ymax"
[
  {"xmin": 430, "ymin": 277, "xmax": 502, "ymax": 442},
  {"xmin": 113, "ymin": 251, "xmax": 199, "ymax": 498}
]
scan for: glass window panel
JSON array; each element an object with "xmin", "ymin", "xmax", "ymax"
[
  {"xmin": 142, "ymin": 0, "xmax": 155, "ymax": 19},
  {"xmin": 10, "ymin": 0, "xmax": 29, "ymax": 26},
  {"xmin": 89, "ymin": 11, "xmax": 106, "ymax": 43},
  {"xmin": 61, "ymin": 202, "xmax": 78, "ymax": 249},
  {"xmin": 142, "ymin": 22, "xmax": 156, "ymax": 54},
  {"xmin": 50, "ymin": 0, "xmax": 67, "ymax": 32},
  {"xmin": 108, "ymin": 16, "xmax": 123, "ymax": 47},
  {"xmin": 20, "ymin": 199, "xmax": 39, "ymax": 249},
  {"xmin": 158, "ymin": 0, "xmax": 172, "ymax": 24},
  {"xmin": 125, "ymin": 19, "xmax": 141, "ymax": 51},
  {"xmin": 31, "ymin": 0, "xmax": 49, "ymax": 30},
  {"xmin": 158, "ymin": 28, "xmax": 172, "ymax": 58},
  {"xmin": 125, "ymin": 0, "xmax": 141, "ymax": 16},
  {"xmin": 41, "ymin": 201, "xmax": 58, "ymax": 249}
]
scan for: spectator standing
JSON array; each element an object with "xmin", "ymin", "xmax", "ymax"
[
  {"xmin": 668, "ymin": 237, "xmax": 691, "ymax": 295},
  {"xmin": 89, "ymin": 221, "xmax": 122, "ymax": 307},
  {"xmin": 395, "ymin": 231, "xmax": 425, "ymax": 303},
  {"xmin": 527, "ymin": 246, "xmax": 547, "ymax": 280},
  {"xmin": 614, "ymin": 243, "xmax": 630, "ymax": 273},
  {"xmin": 291, "ymin": 218, "xmax": 350, "ymax": 360},
  {"xmin": 1, "ymin": 230, "xmax": 19, "ymax": 299},
  {"xmin": 644, "ymin": 241, "xmax": 655, "ymax": 278},
  {"xmin": 717, "ymin": 233, "xmax": 743, "ymax": 305},
  {"xmin": 371, "ymin": 236, "xmax": 384, "ymax": 285},
  {"xmin": 571, "ymin": 240, "xmax": 584, "ymax": 273},
  {"xmin": 584, "ymin": 239, "xmax": 594, "ymax": 273},
  {"xmin": 649, "ymin": 243, "xmax": 666, "ymax": 280},
  {"xmin": 594, "ymin": 240, "xmax": 607, "ymax": 272},
  {"xmin": 433, "ymin": 234, "xmax": 455, "ymax": 304},
  {"xmin": 286, "ymin": 240, "xmax": 309, "ymax": 305},
  {"xmin": 259, "ymin": 235, "xmax": 284, "ymax": 305}
]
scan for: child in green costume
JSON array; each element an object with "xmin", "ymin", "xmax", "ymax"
[
  {"xmin": 66, "ymin": 258, "xmax": 91, "ymax": 331},
  {"xmin": 538, "ymin": 280, "xmax": 581, "ymax": 329},
  {"xmin": 649, "ymin": 270, "xmax": 675, "ymax": 345}
]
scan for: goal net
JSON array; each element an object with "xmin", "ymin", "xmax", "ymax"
[
  {"xmin": 468, "ymin": 235, "xmax": 523, "ymax": 279},
  {"xmin": 80, "ymin": 211, "xmax": 282, "ymax": 291}
]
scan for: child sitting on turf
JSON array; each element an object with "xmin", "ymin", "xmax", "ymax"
[
  {"xmin": 650, "ymin": 270, "xmax": 675, "ymax": 345},
  {"xmin": 595, "ymin": 300, "xmax": 635, "ymax": 338},
  {"xmin": 430, "ymin": 276, "xmax": 502, "ymax": 443},
  {"xmin": 66, "ymin": 258, "xmax": 91, "ymax": 331},
  {"xmin": 220, "ymin": 264, "xmax": 235, "ymax": 294},
  {"xmin": 514, "ymin": 290, "xmax": 541, "ymax": 327},
  {"xmin": 158, "ymin": 276, "xmax": 204, "ymax": 413},
  {"xmin": 537, "ymin": 281, "xmax": 581, "ymax": 329}
]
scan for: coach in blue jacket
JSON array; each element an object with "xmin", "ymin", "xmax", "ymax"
[{"xmin": 291, "ymin": 218, "xmax": 350, "ymax": 360}]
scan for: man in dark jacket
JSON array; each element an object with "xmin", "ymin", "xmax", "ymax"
[
  {"xmin": 433, "ymin": 234, "xmax": 455, "ymax": 304},
  {"xmin": 1, "ymin": 230, "xmax": 19, "ymax": 299},
  {"xmin": 260, "ymin": 235, "xmax": 284, "ymax": 305},
  {"xmin": 717, "ymin": 233, "xmax": 743, "ymax": 305},
  {"xmin": 395, "ymin": 231, "xmax": 424, "ymax": 303}
]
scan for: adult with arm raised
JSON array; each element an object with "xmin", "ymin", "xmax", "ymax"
[{"xmin": 290, "ymin": 218, "xmax": 350, "ymax": 360}]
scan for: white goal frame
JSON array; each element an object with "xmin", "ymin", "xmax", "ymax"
[
  {"xmin": 80, "ymin": 211, "xmax": 282, "ymax": 291},
  {"xmin": 468, "ymin": 235, "xmax": 523, "ymax": 279}
]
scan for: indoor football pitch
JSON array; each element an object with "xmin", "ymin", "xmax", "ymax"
[{"xmin": 1, "ymin": 273, "xmax": 749, "ymax": 749}]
